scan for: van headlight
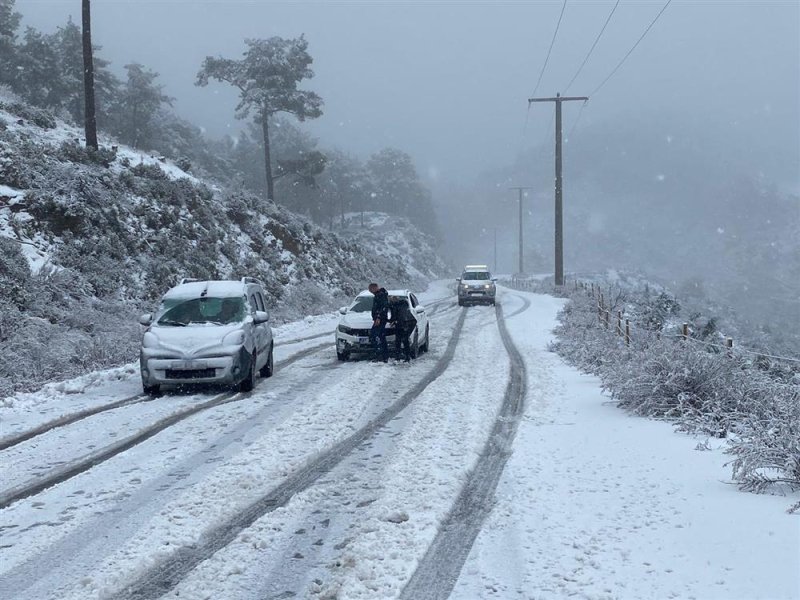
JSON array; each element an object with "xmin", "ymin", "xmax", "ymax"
[
  {"xmin": 223, "ymin": 330, "xmax": 246, "ymax": 346},
  {"xmin": 142, "ymin": 332, "xmax": 160, "ymax": 348}
]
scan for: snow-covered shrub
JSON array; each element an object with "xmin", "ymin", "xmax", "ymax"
[
  {"xmin": 56, "ymin": 141, "xmax": 117, "ymax": 167},
  {"xmin": 0, "ymin": 101, "xmax": 57, "ymax": 129},
  {"xmin": 552, "ymin": 283, "xmax": 800, "ymax": 506}
]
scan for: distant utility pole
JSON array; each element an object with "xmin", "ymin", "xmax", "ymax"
[
  {"xmin": 508, "ymin": 186, "xmax": 532, "ymax": 275},
  {"xmin": 82, "ymin": 0, "xmax": 98, "ymax": 150},
  {"xmin": 528, "ymin": 92, "xmax": 588, "ymax": 286},
  {"xmin": 493, "ymin": 227, "xmax": 497, "ymax": 273}
]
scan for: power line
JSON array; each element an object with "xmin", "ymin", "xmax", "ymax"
[
  {"xmin": 566, "ymin": 99, "xmax": 588, "ymax": 140},
  {"xmin": 563, "ymin": 0, "xmax": 620, "ymax": 93},
  {"xmin": 590, "ymin": 0, "xmax": 673, "ymax": 97},
  {"xmin": 530, "ymin": 0, "xmax": 568, "ymax": 99}
]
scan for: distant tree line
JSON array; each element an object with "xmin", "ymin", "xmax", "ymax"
[{"xmin": 0, "ymin": 0, "xmax": 439, "ymax": 235}]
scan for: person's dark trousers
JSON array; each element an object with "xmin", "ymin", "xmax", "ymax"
[
  {"xmin": 370, "ymin": 320, "xmax": 389, "ymax": 362},
  {"xmin": 395, "ymin": 324, "xmax": 411, "ymax": 361}
]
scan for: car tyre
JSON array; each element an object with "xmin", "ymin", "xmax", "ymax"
[
  {"xmin": 259, "ymin": 345, "xmax": 274, "ymax": 378},
  {"xmin": 458, "ymin": 299, "xmax": 464, "ymax": 307},
  {"xmin": 239, "ymin": 351, "xmax": 257, "ymax": 392},
  {"xmin": 337, "ymin": 350, "xmax": 349, "ymax": 362},
  {"xmin": 421, "ymin": 325, "xmax": 430, "ymax": 353},
  {"xmin": 410, "ymin": 330, "xmax": 419, "ymax": 359},
  {"xmin": 143, "ymin": 384, "xmax": 160, "ymax": 396}
]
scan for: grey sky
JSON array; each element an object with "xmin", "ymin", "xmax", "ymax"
[{"xmin": 15, "ymin": 0, "xmax": 800, "ymax": 184}]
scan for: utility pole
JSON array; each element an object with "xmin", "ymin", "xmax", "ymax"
[
  {"xmin": 508, "ymin": 186, "xmax": 531, "ymax": 275},
  {"xmin": 493, "ymin": 227, "xmax": 497, "ymax": 273},
  {"xmin": 528, "ymin": 92, "xmax": 588, "ymax": 286}
]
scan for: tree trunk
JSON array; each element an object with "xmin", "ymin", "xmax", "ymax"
[
  {"xmin": 81, "ymin": 0, "xmax": 98, "ymax": 150},
  {"xmin": 261, "ymin": 112, "xmax": 274, "ymax": 202}
]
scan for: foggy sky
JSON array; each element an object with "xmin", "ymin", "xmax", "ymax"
[{"xmin": 15, "ymin": 0, "xmax": 800, "ymax": 186}]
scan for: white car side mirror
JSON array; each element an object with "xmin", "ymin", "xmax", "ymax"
[
  {"xmin": 139, "ymin": 313, "xmax": 153, "ymax": 326},
  {"xmin": 339, "ymin": 307, "xmax": 348, "ymax": 315},
  {"xmin": 254, "ymin": 310, "xmax": 270, "ymax": 324},
  {"xmin": 416, "ymin": 306, "xmax": 425, "ymax": 314}
]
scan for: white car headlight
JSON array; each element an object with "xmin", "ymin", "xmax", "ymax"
[
  {"xmin": 142, "ymin": 332, "xmax": 160, "ymax": 348},
  {"xmin": 223, "ymin": 330, "xmax": 246, "ymax": 346}
]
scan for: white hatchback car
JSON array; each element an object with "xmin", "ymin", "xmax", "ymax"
[
  {"xmin": 335, "ymin": 289, "xmax": 429, "ymax": 361},
  {"xmin": 139, "ymin": 278, "xmax": 274, "ymax": 394}
]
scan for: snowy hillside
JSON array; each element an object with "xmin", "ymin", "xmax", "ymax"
[{"xmin": 0, "ymin": 99, "xmax": 445, "ymax": 396}]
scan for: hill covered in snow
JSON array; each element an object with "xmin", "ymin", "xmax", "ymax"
[{"xmin": 0, "ymin": 99, "xmax": 446, "ymax": 396}]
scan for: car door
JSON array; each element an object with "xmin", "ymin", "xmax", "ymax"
[
  {"xmin": 256, "ymin": 291, "xmax": 272, "ymax": 353},
  {"xmin": 410, "ymin": 293, "xmax": 427, "ymax": 341},
  {"xmin": 247, "ymin": 292, "xmax": 265, "ymax": 363}
]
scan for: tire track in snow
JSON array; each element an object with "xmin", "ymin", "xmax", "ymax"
[
  {"xmin": 0, "ymin": 393, "xmax": 148, "ymax": 451},
  {"xmin": 0, "ymin": 338, "xmax": 332, "ymax": 454},
  {"xmin": 113, "ymin": 308, "xmax": 467, "ymax": 600},
  {"xmin": 0, "ymin": 341, "xmax": 331, "ymax": 510},
  {"xmin": 400, "ymin": 298, "xmax": 528, "ymax": 600}
]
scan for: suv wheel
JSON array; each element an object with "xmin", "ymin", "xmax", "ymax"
[
  {"xmin": 410, "ymin": 330, "xmax": 419, "ymax": 359},
  {"xmin": 337, "ymin": 350, "xmax": 349, "ymax": 361},
  {"xmin": 239, "ymin": 351, "xmax": 257, "ymax": 392},
  {"xmin": 259, "ymin": 345, "xmax": 274, "ymax": 378},
  {"xmin": 143, "ymin": 384, "xmax": 160, "ymax": 396},
  {"xmin": 422, "ymin": 325, "xmax": 430, "ymax": 353}
]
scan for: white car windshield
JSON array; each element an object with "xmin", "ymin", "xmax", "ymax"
[
  {"xmin": 349, "ymin": 296, "xmax": 374, "ymax": 313},
  {"xmin": 462, "ymin": 272, "xmax": 490, "ymax": 281},
  {"xmin": 156, "ymin": 297, "xmax": 245, "ymax": 326}
]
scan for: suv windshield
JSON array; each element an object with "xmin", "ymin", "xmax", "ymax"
[
  {"xmin": 462, "ymin": 272, "xmax": 491, "ymax": 281},
  {"xmin": 350, "ymin": 296, "xmax": 374, "ymax": 313},
  {"xmin": 157, "ymin": 297, "xmax": 245, "ymax": 326}
]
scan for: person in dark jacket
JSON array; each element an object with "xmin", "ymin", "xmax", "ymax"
[
  {"xmin": 368, "ymin": 283, "xmax": 389, "ymax": 363},
  {"xmin": 390, "ymin": 296, "xmax": 416, "ymax": 362}
]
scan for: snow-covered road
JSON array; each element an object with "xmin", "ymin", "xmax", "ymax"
[{"xmin": 0, "ymin": 283, "xmax": 797, "ymax": 600}]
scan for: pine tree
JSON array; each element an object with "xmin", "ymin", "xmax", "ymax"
[
  {"xmin": 113, "ymin": 63, "xmax": 173, "ymax": 149},
  {"xmin": 82, "ymin": 0, "xmax": 98, "ymax": 149},
  {"xmin": 53, "ymin": 18, "xmax": 118, "ymax": 127},
  {"xmin": 196, "ymin": 35, "xmax": 323, "ymax": 203},
  {"xmin": 14, "ymin": 27, "xmax": 61, "ymax": 108},
  {"xmin": 0, "ymin": 0, "xmax": 21, "ymax": 89}
]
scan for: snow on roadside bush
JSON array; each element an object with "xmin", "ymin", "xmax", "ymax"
[
  {"xmin": 0, "ymin": 108, "xmax": 445, "ymax": 398},
  {"xmin": 550, "ymin": 284, "xmax": 800, "ymax": 511}
]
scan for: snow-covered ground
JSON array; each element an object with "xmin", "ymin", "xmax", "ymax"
[
  {"xmin": 453, "ymin": 290, "xmax": 800, "ymax": 600},
  {"xmin": 0, "ymin": 282, "xmax": 796, "ymax": 600}
]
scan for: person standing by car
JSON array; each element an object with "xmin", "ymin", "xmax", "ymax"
[
  {"xmin": 390, "ymin": 295, "xmax": 415, "ymax": 362},
  {"xmin": 368, "ymin": 282, "xmax": 389, "ymax": 363}
]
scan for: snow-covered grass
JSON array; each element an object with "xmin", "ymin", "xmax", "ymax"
[
  {"xmin": 453, "ymin": 289, "xmax": 800, "ymax": 600},
  {"xmin": 550, "ymin": 284, "xmax": 800, "ymax": 510}
]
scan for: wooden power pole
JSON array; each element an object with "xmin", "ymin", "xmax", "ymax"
[
  {"xmin": 508, "ymin": 186, "xmax": 532, "ymax": 275},
  {"xmin": 528, "ymin": 92, "xmax": 588, "ymax": 286},
  {"xmin": 82, "ymin": 0, "xmax": 98, "ymax": 150}
]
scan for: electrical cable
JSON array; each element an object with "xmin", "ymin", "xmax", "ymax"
[
  {"xmin": 564, "ymin": 0, "xmax": 620, "ymax": 93},
  {"xmin": 565, "ymin": 99, "xmax": 588, "ymax": 140},
  {"xmin": 529, "ymin": 0, "xmax": 568, "ymax": 99},
  {"xmin": 590, "ymin": 0, "xmax": 673, "ymax": 97}
]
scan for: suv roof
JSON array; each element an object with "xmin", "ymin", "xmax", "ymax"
[
  {"xmin": 356, "ymin": 289, "xmax": 411, "ymax": 298},
  {"xmin": 464, "ymin": 265, "xmax": 490, "ymax": 271},
  {"xmin": 163, "ymin": 278, "xmax": 263, "ymax": 300}
]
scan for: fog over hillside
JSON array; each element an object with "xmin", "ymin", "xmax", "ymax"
[{"xmin": 9, "ymin": 0, "xmax": 800, "ymax": 346}]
